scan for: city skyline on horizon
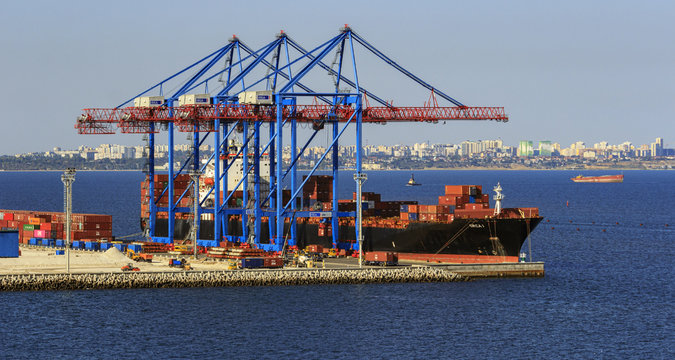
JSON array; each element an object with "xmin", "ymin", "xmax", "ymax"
[{"xmin": 10, "ymin": 136, "xmax": 669, "ymax": 159}]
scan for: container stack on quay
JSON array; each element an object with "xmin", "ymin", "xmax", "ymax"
[
  {"xmin": 0, "ymin": 210, "xmax": 112, "ymax": 246},
  {"xmin": 206, "ymin": 246, "xmax": 284, "ymax": 269}
]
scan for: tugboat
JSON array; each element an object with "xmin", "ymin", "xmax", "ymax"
[{"xmin": 406, "ymin": 173, "xmax": 421, "ymax": 186}]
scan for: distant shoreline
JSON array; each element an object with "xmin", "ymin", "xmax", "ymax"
[{"xmin": 1, "ymin": 167, "xmax": 672, "ymax": 172}]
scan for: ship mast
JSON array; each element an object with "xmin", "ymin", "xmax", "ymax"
[{"xmin": 493, "ymin": 183, "xmax": 504, "ymax": 215}]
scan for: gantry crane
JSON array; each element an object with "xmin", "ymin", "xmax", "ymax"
[{"xmin": 75, "ymin": 26, "xmax": 508, "ymax": 252}]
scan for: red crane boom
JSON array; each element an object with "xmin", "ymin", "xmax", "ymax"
[{"xmin": 75, "ymin": 104, "xmax": 508, "ymax": 134}]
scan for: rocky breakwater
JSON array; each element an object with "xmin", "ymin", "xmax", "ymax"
[{"xmin": 0, "ymin": 267, "xmax": 468, "ymax": 291}]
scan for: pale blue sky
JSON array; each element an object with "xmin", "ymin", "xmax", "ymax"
[{"xmin": 0, "ymin": 0, "xmax": 673, "ymax": 154}]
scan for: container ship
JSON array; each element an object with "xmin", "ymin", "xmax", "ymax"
[
  {"xmin": 142, "ymin": 170, "xmax": 542, "ymax": 263},
  {"xmin": 571, "ymin": 174, "xmax": 623, "ymax": 183}
]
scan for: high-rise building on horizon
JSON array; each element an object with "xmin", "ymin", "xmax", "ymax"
[
  {"xmin": 651, "ymin": 137, "xmax": 663, "ymax": 157},
  {"xmin": 538, "ymin": 141, "xmax": 553, "ymax": 156},
  {"xmin": 518, "ymin": 141, "xmax": 533, "ymax": 157}
]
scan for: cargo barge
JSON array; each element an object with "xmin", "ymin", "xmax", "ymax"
[{"xmin": 571, "ymin": 174, "xmax": 623, "ymax": 183}]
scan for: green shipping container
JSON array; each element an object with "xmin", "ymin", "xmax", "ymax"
[{"xmin": 23, "ymin": 224, "xmax": 39, "ymax": 231}]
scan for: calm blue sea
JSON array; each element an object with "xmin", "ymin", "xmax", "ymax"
[{"xmin": 0, "ymin": 170, "xmax": 673, "ymax": 359}]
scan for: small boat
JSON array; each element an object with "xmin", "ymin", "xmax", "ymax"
[
  {"xmin": 571, "ymin": 174, "xmax": 623, "ymax": 183},
  {"xmin": 406, "ymin": 173, "xmax": 421, "ymax": 186}
]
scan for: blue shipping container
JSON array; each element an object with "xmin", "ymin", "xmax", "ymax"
[
  {"xmin": 150, "ymin": 236, "xmax": 171, "ymax": 244},
  {"xmin": 113, "ymin": 244, "xmax": 127, "ymax": 252},
  {"xmin": 197, "ymin": 240, "xmax": 218, "ymax": 248},
  {"xmin": 85, "ymin": 242, "xmax": 99, "ymax": 250},
  {"xmin": 241, "ymin": 258, "xmax": 264, "ymax": 269},
  {"xmin": 400, "ymin": 205, "xmax": 409, "ymax": 213},
  {"xmin": 100, "ymin": 243, "xmax": 112, "ymax": 251},
  {"xmin": 29, "ymin": 238, "xmax": 38, "ymax": 246},
  {"xmin": 55, "ymin": 250, "xmax": 65, "ymax": 255},
  {"xmin": 72, "ymin": 241, "xmax": 82, "ymax": 249},
  {"xmin": 127, "ymin": 244, "xmax": 142, "ymax": 253},
  {"xmin": 0, "ymin": 230, "xmax": 19, "ymax": 257},
  {"xmin": 56, "ymin": 240, "xmax": 65, "ymax": 247},
  {"xmin": 409, "ymin": 213, "xmax": 418, "ymax": 220}
]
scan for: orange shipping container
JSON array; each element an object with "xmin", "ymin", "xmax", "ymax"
[{"xmin": 445, "ymin": 185, "xmax": 469, "ymax": 195}]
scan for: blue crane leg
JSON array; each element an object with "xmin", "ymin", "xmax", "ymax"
[{"xmin": 214, "ymin": 119, "xmax": 221, "ymax": 243}]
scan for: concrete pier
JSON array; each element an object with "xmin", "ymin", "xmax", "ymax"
[
  {"xmin": 0, "ymin": 267, "xmax": 469, "ymax": 292},
  {"xmin": 423, "ymin": 262, "xmax": 545, "ymax": 278}
]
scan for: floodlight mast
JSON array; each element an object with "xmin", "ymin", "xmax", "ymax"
[{"xmin": 61, "ymin": 168, "xmax": 76, "ymax": 273}]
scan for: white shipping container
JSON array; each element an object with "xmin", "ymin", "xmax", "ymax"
[
  {"xmin": 178, "ymin": 94, "xmax": 211, "ymax": 106},
  {"xmin": 237, "ymin": 90, "xmax": 274, "ymax": 105},
  {"xmin": 134, "ymin": 96, "xmax": 165, "ymax": 107}
]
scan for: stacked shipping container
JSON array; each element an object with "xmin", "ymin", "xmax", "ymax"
[
  {"xmin": 303, "ymin": 175, "xmax": 333, "ymax": 206},
  {"xmin": 0, "ymin": 210, "xmax": 112, "ymax": 244},
  {"xmin": 141, "ymin": 174, "xmax": 194, "ymax": 219},
  {"xmin": 400, "ymin": 185, "xmax": 497, "ymax": 222}
]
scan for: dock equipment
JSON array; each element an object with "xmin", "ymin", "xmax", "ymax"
[{"xmin": 75, "ymin": 26, "xmax": 507, "ymax": 252}]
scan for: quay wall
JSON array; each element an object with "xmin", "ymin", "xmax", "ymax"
[{"xmin": 0, "ymin": 267, "xmax": 468, "ymax": 292}]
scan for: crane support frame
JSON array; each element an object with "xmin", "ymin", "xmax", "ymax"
[{"xmin": 76, "ymin": 27, "xmax": 508, "ymax": 252}]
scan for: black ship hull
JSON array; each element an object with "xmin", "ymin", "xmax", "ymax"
[{"xmin": 150, "ymin": 216, "xmax": 542, "ymax": 257}]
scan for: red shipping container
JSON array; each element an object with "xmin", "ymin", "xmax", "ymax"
[
  {"xmin": 408, "ymin": 205, "xmax": 418, "ymax": 213},
  {"xmin": 365, "ymin": 251, "xmax": 398, "ymax": 264},
  {"xmin": 438, "ymin": 195, "xmax": 456, "ymax": 206},
  {"xmin": 306, "ymin": 244, "xmax": 324, "ymax": 253},
  {"xmin": 400, "ymin": 212, "xmax": 409, "ymax": 221},
  {"xmin": 454, "ymin": 208, "xmax": 494, "ymax": 219},
  {"xmin": 263, "ymin": 257, "xmax": 284, "ymax": 268}
]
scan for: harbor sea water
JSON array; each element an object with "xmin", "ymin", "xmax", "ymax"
[{"xmin": 0, "ymin": 170, "xmax": 673, "ymax": 359}]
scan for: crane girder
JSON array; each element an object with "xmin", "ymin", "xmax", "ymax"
[{"xmin": 75, "ymin": 104, "xmax": 507, "ymax": 134}]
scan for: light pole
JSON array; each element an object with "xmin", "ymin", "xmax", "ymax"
[
  {"xmin": 61, "ymin": 168, "xmax": 76, "ymax": 273},
  {"xmin": 189, "ymin": 170, "xmax": 201, "ymax": 260},
  {"xmin": 353, "ymin": 172, "xmax": 367, "ymax": 268}
]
